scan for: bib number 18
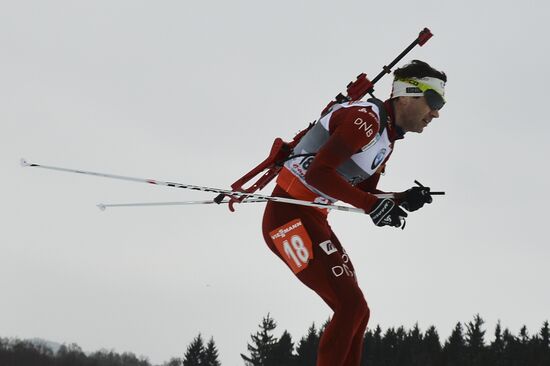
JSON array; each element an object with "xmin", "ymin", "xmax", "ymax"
[
  {"xmin": 283, "ymin": 235, "xmax": 309, "ymax": 267},
  {"xmin": 269, "ymin": 219, "xmax": 314, "ymax": 274}
]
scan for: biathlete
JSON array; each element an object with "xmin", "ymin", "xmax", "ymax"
[{"xmin": 262, "ymin": 60, "xmax": 447, "ymax": 366}]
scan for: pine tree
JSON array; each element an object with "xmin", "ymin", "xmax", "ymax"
[
  {"xmin": 490, "ymin": 320, "xmax": 505, "ymax": 366},
  {"xmin": 381, "ymin": 327, "xmax": 399, "ymax": 365},
  {"xmin": 540, "ymin": 320, "xmax": 550, "ymax": 349},
  {"xmin": 295, "ymin": 323, "xmax": 319, "ymax": 366},
  {"xmin": 318, "ymin": 317, "xmax": 331, "ymax": 339},
  {"xmin": 443, "ymin": 322, "xmax": 467, "ymax": 366},
  {"xmin": 241, "ymin": 314, "xmax": 278, "ymax": 366},
  {"xmin": 502, "ymin": 327, "xmax": 520, "ymax": 366},
  {"xmin": 0, "ymin": 338, "xmax": 6, "ymax": 366},
  {"xmin": 422, "ymin": 325, "xmax": 442, "ymax": 366},
  {"xmin": 395, "ymin": 326, "xmax": 407, "ymax": 344},
  {"xmin": 466, "ymin": 314, "xmax": 486, "ymax": 349},
  {"xmin": 407, "ymin": 324, "xmax": 423, "ymax": 366},
  {"xmin": 491, "ymin": 320, "xmax": 504, "ymax": 351},
  {"xmin": 393, "ymin": 326, "xmax": 408, "ymax": 366},
  {"xmin": 270, "ymin": 330, "xmax": 296, "ymax": 366},
  {"xmin": 363, "ymin": 325, "xmax": 383, "ymax": 366},
  {"xmin": 184, "ymin": 334, "xmax": 205, "ymax": 366},
  {"xmin": 201, "ymin": 338, "xmax": 221, "ymax": 366},
  {"xmin": 536, "ymin": 321, "xmax": 550, "ymax": 366},
  {"xmin": 519, "ymin": 325, "xmax": 530, "ymax": 345},
  {"xmin": 465, "ymin": 314, "xmax": 486, "ymax": 366}
]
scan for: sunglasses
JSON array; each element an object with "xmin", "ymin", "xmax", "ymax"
[
  {"xmin": 399, "ymin": 78, "xmax": 446, "ymax": 111},
  {"xmin": 424, "ymin": 89, "xmax": 445, "ymax": 111}
]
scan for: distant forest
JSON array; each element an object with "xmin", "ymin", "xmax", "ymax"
[{"xmin": 1, "ymin": 314, "xmax": 549, "ymax": 366}]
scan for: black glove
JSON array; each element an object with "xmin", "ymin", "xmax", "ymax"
[
  {"xmin": 369, "ymin": 198, "xmax": 408, "ymax": 228},
  {"xmin": 400, "ymin": 186, "xmax": 433, "ymax": 212}
]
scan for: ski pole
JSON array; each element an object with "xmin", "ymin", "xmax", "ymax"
[
  {"xmin": 21, "ymin": 158, "xmax": 386, "ymax": 213},
  {"xmin": 96, "ymin": 194, "xmax": 399, "ymax": 211},
  {"xmin": 21, "ymin": 159, "xmax": 445, "ymax": 212},
  {"xmin": 97, "ymin": 198, "xmax": 267, "ymax": 211}
]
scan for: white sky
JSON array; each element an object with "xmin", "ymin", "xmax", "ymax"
[{"xmin": 2, "ymin": 1, "xmax": 549, "ymax": 365}]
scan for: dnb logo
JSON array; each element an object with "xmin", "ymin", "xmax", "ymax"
[{"xmin": 371, "ymin": 148, "xmax": 387, "ymax": 170}]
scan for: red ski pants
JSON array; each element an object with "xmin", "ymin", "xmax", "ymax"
[{"xmin": 262, "ymin": 188, "xmax": 370, "ymax": 366}]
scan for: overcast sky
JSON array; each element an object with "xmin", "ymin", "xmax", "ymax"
[{"xmin": 2, "ymin": 1, "xmax": 549, "ymax": 365}]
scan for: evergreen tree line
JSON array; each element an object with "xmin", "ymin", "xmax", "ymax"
[
  {"xmin": 1, "ymin": 314, "xmax": 549, "ymax": 366},
  {"xmin": 240, "ymin": 314, "xmax": 550, "ymax": 366},
  {"xmin": 0, "ymin": 334, "xmax": 221, "ymax": 366},
  {"xmin": 0, "ymin": 339, "xmax": 151, "ymax": 366}
]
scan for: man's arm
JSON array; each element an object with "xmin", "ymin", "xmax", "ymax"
[
  {"xmin": 304, "ymin": 106, "xmax": 380, "ymax": 212},
  {"xmin": 356, "ymin": 172, "xmax": 382, "ymax": 194}
]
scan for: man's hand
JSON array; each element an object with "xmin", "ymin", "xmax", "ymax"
[
  {"xmin": 400, "ymin": 185, "xmax": 433, "ymax": 212},
  {"xmin": 369, "ymin": 198, "xmax": 408, "ymax": 228}
]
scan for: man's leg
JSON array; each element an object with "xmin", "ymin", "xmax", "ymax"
[
  {"xmin": 301, "ymin": 232, "xmax": 369, "ymax": 366},
  {"xmin": 343, "ymin": 313, "xmax": 370, "ymax": 366},
  {"xmin": 328, "ymin": 233, "xmax": 370, "ymax": 366},
  {"xmin": 262, "ymin": 202, "xmax": 369, "ymax": 366}
]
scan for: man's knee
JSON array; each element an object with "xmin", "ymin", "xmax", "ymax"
[
  {"xmin": 362, "ymin": 298, "xmax": 371, "ymax": 324},
  {"xmin": 337, "ymin": 289, "xmax": 370, "ymax": 322},
  {"xmin": 353, "ymin": 296, "xmax": 370, "ymax": 334},
  {"xmin": 356, "ymin": 295, "xmax": 370, "ymax": 322}
]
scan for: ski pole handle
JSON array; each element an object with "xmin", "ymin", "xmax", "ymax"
[{"xmin": 414, "ymin": 180, "xmax": 445, "ymax": 196}]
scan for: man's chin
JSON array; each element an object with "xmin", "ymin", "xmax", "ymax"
[{"xmin": 417, "ymin": 124, "xmax": 428, "ymax": 133}]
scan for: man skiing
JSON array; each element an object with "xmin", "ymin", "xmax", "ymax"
[{"xmin": 262, "ymin": 60, "xmax": 447, "ymax": 366}]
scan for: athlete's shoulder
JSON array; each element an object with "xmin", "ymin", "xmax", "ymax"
[
  {"xmin": 329, "ymin": 101, "xmax": 381, "ymax": 138},
  {"xmin": 345, "ymin": 100, "xmax": 383, "ymax": 119},
  {"xmin": 348, "ymin": 104, "xmax": 381, "ymax": 124}
]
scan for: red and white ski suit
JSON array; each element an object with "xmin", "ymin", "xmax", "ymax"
[{"xmin": 262, "ymin": 99, "xmax": 404, "ymax": 366}]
